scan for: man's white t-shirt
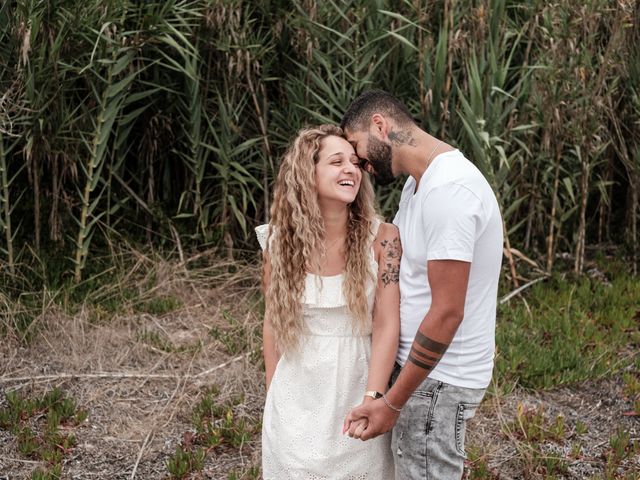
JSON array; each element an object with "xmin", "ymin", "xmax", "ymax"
[{"xmin": 393, "ymin": 149, "xmax": 503, "ymax": 389}]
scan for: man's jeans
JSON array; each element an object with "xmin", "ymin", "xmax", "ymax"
[{"xmin": 390, "ymin": 364, "xmax": 486, "ymax": 479}]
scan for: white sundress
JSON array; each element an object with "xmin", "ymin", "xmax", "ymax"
[{"xmin": 256, "ymin": 224, "xmax": 394, "ymax": 480}]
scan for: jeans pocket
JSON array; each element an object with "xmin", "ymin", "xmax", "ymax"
[
  {"xmin": 455, "ymin": 402, "xmax": 479, "ymax": 457},
  {"xmin": 394, "ymin": 391, "xmax": 434, "ymax": 478}
]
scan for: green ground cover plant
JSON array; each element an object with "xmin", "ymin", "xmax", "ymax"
[
  {"xmin": 495, "ymin": 268, "xmax": 640, "ymax": 392},
  {"xmin": 0, "ymin": 251, "xmax": 636, "ymax": 477},
  {"xmin": 0, "ymin": 388, "xmax": 87, "ymax": 478},
  {"xmin": 1, "ymin": 3, "xmax": 638, "ymax": 474},
  {"xmin": 166, "ymin": 387, "xmax": 259, "ymax": 479}
]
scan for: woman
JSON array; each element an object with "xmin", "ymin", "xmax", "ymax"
[{"xmin": 255, "ymin": 125, "xmax": 401, "ymax": 478}]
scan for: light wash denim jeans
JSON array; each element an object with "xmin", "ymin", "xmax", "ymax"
[{"xmin": 390, "ymin": 364, "xmax": 486, "ymax": 479}]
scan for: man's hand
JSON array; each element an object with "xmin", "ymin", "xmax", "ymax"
[{"xmin": 343, "ymin": 399, "xmax": 400, "ymax": 441}]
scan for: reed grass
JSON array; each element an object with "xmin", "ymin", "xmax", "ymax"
[{"xmin": 0, "ymin": 0, "xmax": 637, "ymax": 281}]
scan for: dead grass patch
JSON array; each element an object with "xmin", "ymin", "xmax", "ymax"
[
  {"xmin": 1, "ymin": 248, "xmax": 638, "ymax": 478},
  {"xmin": 0, "ymin": 248, "xmax": 263, "ymax": 479}
]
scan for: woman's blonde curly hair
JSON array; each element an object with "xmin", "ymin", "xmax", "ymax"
[{"xmin": 265, "ymin": 124, "xmax": 377, "ymax": 354}]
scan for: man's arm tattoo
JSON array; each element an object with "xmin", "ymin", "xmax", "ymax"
[
  {"xmin": 388, "ymin": 130, "xmax": 417, "ymax": 147},
  {"xmin": 380, "ymin": 237, "xmax": 401, "ymax": 286},
  {"xmin": 415, "ymin": 331, "xmax": 448, "ymax": 354},
  {"xmin": 406, "ymin": 353, "xmax": 434, "ymax": 371},
  {"xmin": 407, "ymin": 331, "xmax": 450, "ymax": 372},
  {"xmin": 409, "ymin": 346, "xmax": 439, "ymax": 364}
]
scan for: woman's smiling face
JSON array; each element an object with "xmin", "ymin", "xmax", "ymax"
[{"xmin": 314, "ymin": 135, "xmax": 363, "ymax": 205}]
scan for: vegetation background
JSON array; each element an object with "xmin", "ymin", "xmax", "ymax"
[
  {"xmin": 0, "ymin": 0, "xmax": 638, "ymax": 282},
  {"xmin": 0, "ymin": 0, "xmax": 638, "ymax": 479}
]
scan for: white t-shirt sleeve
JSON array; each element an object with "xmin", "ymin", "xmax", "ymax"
[{"xmin": 422, "ymin": 183, "xmax": 485, "ymax": 262}]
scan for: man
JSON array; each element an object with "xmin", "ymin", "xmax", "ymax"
[{"xmin": 342, "ymin": 90, "xmax": 503, "ymax": 479}]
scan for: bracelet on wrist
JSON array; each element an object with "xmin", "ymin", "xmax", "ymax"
[
  {"xmin": 382, "ymin": 393, "xmax": 402, "ymax": 413},
  {"xmin": 364, "ymin": 390, "xmax": 384, "ymax": 400}
]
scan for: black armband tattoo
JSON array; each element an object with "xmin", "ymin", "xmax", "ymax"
[
  {"xmin": 409, "ymin": 346, "xmax": 439, "ymax": 364},
  {"xmin": 407, "ymin": 355, "xmax": 434, "ymax": 371},
  {"xmin": 407, "ymin": 331, "xmax": 451, "ymax": 373},
  {"xmin": 415, "ymin": 331, "xmax": 448, "ymax": 354}
]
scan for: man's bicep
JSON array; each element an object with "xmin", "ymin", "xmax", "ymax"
[
  {"xmin": 422, "ymin": 184, "xmax": 483, "ymax": 262},
  {"xmin": 427, "ymin": 259, "xmax": 471, "ymax": 317}
]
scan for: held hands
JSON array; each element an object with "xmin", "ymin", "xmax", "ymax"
[{"xmin": 343, "ymin": 398, "xmax": 400, "ymax": 441}]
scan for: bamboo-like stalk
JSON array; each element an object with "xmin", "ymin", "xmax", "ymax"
[
  {"xmin": 0, "ymin": 133, "xmax": 14, "ymax": 274},
  {"xmin": 546, "ymin": 152, "xmax": 561, "ymax": 273},
  {"xmin": 631, "ymin": 171, "xmax": 638, "ymax": 277},
  {"xmin": 442, "ymin": 0, "xmax": 453, "ymax": 137},
  {"xmin": 574, "ymin": 146, "xmax": 588, "ymax": 275},
  {"xmin": 244, "ymin": 52, "xmax": 272, "ymax": 224},
  {"xmin": 524, "ymin": 169, "xmax": 538, "ymax": 251},
  {"xmin": 597, "ymin": 158, "xmax": 611, "ymax": 244},
  {"xmin": 32, "ymin": 155, "xmax": 41, "ymax": 251},
  {"xmin": 415, "ymin": 0, "xmax": 426, "ymax": 121},
  {"xmin": 73, "ymin": 41, "xmax": 136, "ymax": 282},
  {"xmin": 0, "ymin": 0, "xmax": 636, "ymax": 277},
  {"xmin": 503, "ymin": 218, "xmax": 519, "ymax": 289}
]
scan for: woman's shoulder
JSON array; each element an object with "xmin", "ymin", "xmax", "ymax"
[
  {"xmin": 373, "ymin": 221, "xmax": 400, "ymax": 242},
  {"xmin": 372, "ymin": 221, "xmax": 401, "ymax": 261}
]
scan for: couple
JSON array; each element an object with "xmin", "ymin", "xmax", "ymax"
[{"xmin": 255, "ymin": 90, "xmax": 503, "ymax": 479}]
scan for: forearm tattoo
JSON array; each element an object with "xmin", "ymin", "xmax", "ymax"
[
  {"xmin": 380, "ymin": 237, "xmax": 401, "ymax": 286},
  {"xmin": 388, "ymin": 130, "xmax": 417, "ymax": 147},
  {"xmin": 407, "ymin": 331, "xmax": 450, "ymax": 372}
]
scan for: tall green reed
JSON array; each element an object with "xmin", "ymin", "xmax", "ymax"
[{"xmin": 0, "ymin": 0, "xmax": 636, "ymax": 282}]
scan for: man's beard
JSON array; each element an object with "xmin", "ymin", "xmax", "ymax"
[{"xmin": 366, "ymin": 134, "xmax": 395, "ymax": 186}]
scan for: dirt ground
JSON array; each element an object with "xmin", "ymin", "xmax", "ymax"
[
  {"xmin": 0, "ymin": 267, "xmax": 638, "ymax": 479},
  {"xmin": 466, "ymin": 375, "xmax": 639, "ymax": 479}
]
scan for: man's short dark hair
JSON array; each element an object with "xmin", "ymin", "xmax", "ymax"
[{"xmin": 340, "ymin": 89, "xmax": 415, "ymax": 132}]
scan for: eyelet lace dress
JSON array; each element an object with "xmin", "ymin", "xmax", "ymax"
[{"xmin": 256, "ymin": 223, "xmax": 394, "ymax": 480}]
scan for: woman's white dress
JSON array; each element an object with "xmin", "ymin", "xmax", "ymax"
[{"xmin": 256, "ymin": 224, "xmax": 394, "ymax": 480}]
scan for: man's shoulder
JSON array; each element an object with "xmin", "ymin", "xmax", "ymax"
[
  {"xmin": 430, "ymin": 150, "xmax": 483, "ymax": 182},
  {"xmin": 425, "ymin": 152, "xmax": 495, "ymax": 203}
]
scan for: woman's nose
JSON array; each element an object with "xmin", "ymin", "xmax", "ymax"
[{"xmin": 343, "ymin": 162, "xmax": 357, "ymax": 174}]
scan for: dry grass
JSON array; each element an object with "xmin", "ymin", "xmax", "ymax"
[
  {"xmin": 0, "ymin": 248, "xmax": 638, "ymax": 479},
  {"xmin": 0, "ymin": 248, "xmax": 264, "ymax": 479},
  {"xmin": 465, "ymin": 375, "xmax": 640, "ymax": 479}
]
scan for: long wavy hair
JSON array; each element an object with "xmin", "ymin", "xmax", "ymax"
[{"xmin": 265, "ymin": 124, "xmax": 377, "ymax": 354}]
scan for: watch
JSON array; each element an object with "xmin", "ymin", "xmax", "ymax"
[{"xmin": 364, "ymin": 390, "xmax": 384, "ymax": 400}]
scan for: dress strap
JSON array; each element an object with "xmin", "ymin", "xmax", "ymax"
[
  {"xmin": 371, "ymin": 217, "xmax": 382, "ymax": 241},
  {"xmin": 255, "ymin": 224, "xmax": 270, "ymax": 251},
  {"xmin": 369, "ymin": 217, "xmax": 384, "ymax": 260}
]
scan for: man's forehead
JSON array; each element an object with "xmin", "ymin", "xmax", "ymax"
[{"xmin": 343, "ymin": 128, "xmax": 362, "ymax": 143}]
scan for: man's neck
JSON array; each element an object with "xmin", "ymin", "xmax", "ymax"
[{"xmin": 391, "ymin": 128, "xmax": 449, "ymax": 188}]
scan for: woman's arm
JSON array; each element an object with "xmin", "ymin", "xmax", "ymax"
[
  {"xmin": 364, "ymin": 222, "xmax": 401, "ymax": 403},
  {"xmin": 262, "ymin": 253, "xmax": 280, "ymax": 390}
]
